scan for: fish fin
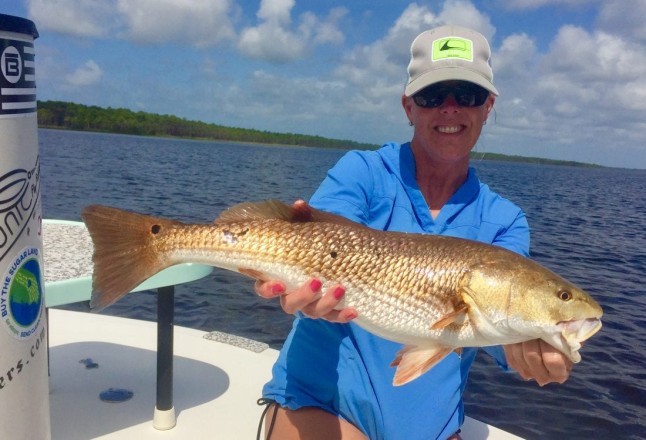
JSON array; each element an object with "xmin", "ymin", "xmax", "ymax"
[
  {"xmin": 216, "ymin": 200, "xmax": 293, "ymax": 223},
  {"xmin": 81, "ymin": 205, "xmax": 180, "ymax": 311},
  {"xmin": 430, "ymin": 303, "xmax": 469, "ymax": 330},
  {"xmin": 238, "ymin": 267, "xmax": 269, "ymax": 282},
  {"xmin": 306, "ymin": 205, "xmax": 366, "ymax": 227},
  {"xmin": 217, "ymin": 199, "xmax": 363, "ymax": 228},
  {"xmin": 391, "ymin": 344, "xmax": 453, "ymax": 386}
]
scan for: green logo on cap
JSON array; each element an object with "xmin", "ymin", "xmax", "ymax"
[{"xmin": 432, "ymin": 37, "xmax": 473, "ymax": 62}]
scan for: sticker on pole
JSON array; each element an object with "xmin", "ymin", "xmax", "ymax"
[
  {"xmin": 1, "ymin": 247, "xmax": 43, "ymax": 340},
  {"xmin": 0, "ymin": 39, "xmax": 36, "ymax": 116}
]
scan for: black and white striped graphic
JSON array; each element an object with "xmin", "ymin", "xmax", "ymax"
[{"xmin": 0, "ymin": 39, "xmax": 36, "ymax": 116}]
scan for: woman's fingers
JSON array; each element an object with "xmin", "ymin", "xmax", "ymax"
[{"xmin": 256, "ymin": 278, "xmax": 358, "ymax": 323}]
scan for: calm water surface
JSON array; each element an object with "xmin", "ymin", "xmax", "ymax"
[{"xmin": 40, "ymin": 129, "xmax": 645, "ymax": 439}]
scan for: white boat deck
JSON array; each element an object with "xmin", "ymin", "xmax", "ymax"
[
  {"xmin": 49, "ymin": 309, "xmax": 277, "ymax": 439},
  {"xmin": 48, "ymin": 309, "xmax": 523, "ymax": 439}
]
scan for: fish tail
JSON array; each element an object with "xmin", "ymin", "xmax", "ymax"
[{"xmin": 81, "ymin": 205, "xmax": 180, "ymax": 311}]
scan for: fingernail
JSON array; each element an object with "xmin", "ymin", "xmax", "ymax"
[
  {"xmin": 309, "ymin": 279, "xmax": 322, "ymax": 292},
  {"xmin": 271, "ymin": 283, "xmax": 286, "ymax": 296},
  {"xmin": 333, "ymin": 287, "xmax": 345, "ymax": 300},
  {"xmin": 345, "ymin": 311, "xmax": 358, "ymax": 321}
]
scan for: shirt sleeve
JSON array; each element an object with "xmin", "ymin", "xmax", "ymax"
[
  {"xmin": 309, "ymin": 151, "xmax": 374, "ymax": 223},
  {"xmin": 492, "ymin": 209, "xmax": 531, "ymax": 257}
]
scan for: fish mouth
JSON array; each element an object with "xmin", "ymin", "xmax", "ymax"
[
  {"xmin": 552, "ymin": 318, "xmax": 602, "ymax": 362},
  {"xmin": 558, "ymin": 318, "xmax": 602, "ymax": 342}
]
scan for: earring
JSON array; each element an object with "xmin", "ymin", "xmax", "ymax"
[
  {"xmin": 408, "ymin": 121, "xmax": 413, "ymax": 126},
  {"xmin": 483, "ymin": 119, "xmax": 487, "ymax": 125}
]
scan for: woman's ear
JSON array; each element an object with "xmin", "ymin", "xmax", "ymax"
[
  {"xmin": 486, "ymin": 95, "xmax": 496, "ymax": 114},
  {"xmin": 402, "ymin": 94, "xmax": 415, "ymax": 124}
]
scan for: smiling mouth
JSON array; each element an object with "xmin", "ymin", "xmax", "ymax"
[{"xmin": 436, "ymin": 125, "xmax": 463, "ymax": 134}]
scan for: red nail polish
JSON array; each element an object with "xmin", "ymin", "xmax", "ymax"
[
  {"xmin": 333, "ymin": 287, "xmax": 345, "ymax": 300},
  {"xmin": 309, "ymin": 279, "xmax": 322, "ymax": 292},
  {"xmin": 271, "ymin": 284, "xmax": 285, "ymax": 295},
  {"xmin": 345, "ymin": 311, "xmax": 358, "ymax": 321}
]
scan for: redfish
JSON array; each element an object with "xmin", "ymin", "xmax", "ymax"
[{"xmin": 81, "ymin": 200, "xmax": 602, "ymax": 385}]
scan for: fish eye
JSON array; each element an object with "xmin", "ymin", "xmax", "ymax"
[
  {"xmin": 557, "ymin": 290, "xmax": 572, "ymax": 301},
  {"xmin": 151, "ymin": 224, "xmax": 161, "ymax": 234}
]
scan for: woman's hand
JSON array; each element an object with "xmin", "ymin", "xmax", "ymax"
[
  {"xmin": 254, "ymin": 199, "xmax": 358, "ymax": 323},
  {"xmin": 255, "ymin": 279, "xmax": 358, "ymax": 323},
  {"xmin": 503, "ymin": 340, "xmax": 573, "ymax": 386}
]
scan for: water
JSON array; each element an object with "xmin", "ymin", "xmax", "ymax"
[{"xmin": 40, "ymin": 129, "xmax": 645, "ymax": 439}]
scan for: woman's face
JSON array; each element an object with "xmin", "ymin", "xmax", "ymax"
[{"xmin": 402, "ymin": 81, "xmax": 494, "ymax": 166}]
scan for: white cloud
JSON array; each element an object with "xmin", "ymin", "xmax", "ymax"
[
  {"xmin": 484, "ymin": 22, "xmax": 646, "ymax": 165},
  {"xmin": 301, "ymin": 7, "xmax": 347, "ymax": 45},
  {"xmin": 238, "ymin": 23, "xmax": 307, "ymax": 62},
  {"xmin": 238, "ymin": 0, "xmax": 346, "ymax": 63},
  {"xmin": 438, "ymin": 0, "xmax": 496, "ymax": 41},
  {"xmin": 244, "ymin": 0, "xmax": 298, "ymax": 56},
  {"xmin": 257, "ymin": 0, "xmax": 294, "ymax": 23},
  {"xmin": 596, "ymin": 0, "xmax": 646, "ymax": 43},
  {"xmin": 500, "ymin": 0, "xmax": 595, "ymax": 10},
  {"xmin": 334, "ymin": 3, "xmax": 437, "ymax": 96},
  {"xmin": 28, "ymin": 0, "xmax": 235, "ymax": 46},
  {"xmin": 116, "ymin": 0, "xmax": 235, "ymax": 46},
  {"xmin": 549, "ymin": 26, "xmax": 646, "ymax": 81},
  {"xmin": 28, "ymin": 0, "xmax": 117, "ymax": 37},
  {"xmin": 488, "ymin": 33, "xmax": 538, "ymax": 127},
  {"xmin": 494, "ymin": 33, "xmax": 538, "ymax": 84},
  {"xmin": 64, "ymin": 60, "xmax": 103, "ymax": 87},
  {"xmin": 540, "ymin": 25, "xmax": 646, "ymax": 120},
  {"xmin": 190, "ymin": 68, "xmax": 355, "ymax": 140}
]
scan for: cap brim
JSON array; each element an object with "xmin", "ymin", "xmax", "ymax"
[{"xmin": 405, "ymin": 68, "xmax": 499, "ymax": 97}]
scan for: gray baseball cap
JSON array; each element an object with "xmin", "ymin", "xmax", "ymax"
[{"xmin": 405, "ymin": 25, "xmax": 498, "ymax": 97}]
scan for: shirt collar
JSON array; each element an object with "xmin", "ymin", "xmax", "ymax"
[{"xmin": 399, "ymin": 142, "xmax": 481, "ymax": 231}]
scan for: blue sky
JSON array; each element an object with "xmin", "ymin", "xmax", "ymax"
[{"xmin": 3, "ymin": 0, "xmax": 646, "ymax": 168}]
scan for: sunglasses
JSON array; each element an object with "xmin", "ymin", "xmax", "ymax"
[{"xmin": 412, "ymin": 82, "xmax": 490, "ymax": 108}]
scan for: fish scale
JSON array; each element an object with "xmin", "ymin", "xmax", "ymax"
[
  {"xmin": 81, "ymin": 199, "xmax": 603, "ymax": 385},
  {"xmin": 150, "ymin": 217, "xmax": 548, "ymax": 346}
]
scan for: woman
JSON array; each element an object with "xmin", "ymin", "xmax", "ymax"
[{"xmin": 256, "ymin": 25, "xmax": 572, "ymax": 440}]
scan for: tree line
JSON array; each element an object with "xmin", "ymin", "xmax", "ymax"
[
  {"xmin": 37, "ymin": 100, "xmax": 601, "ymax": 168},
  {"xmin": 36, "ymin": 101, "xmax": 376, "ymax": 150}
]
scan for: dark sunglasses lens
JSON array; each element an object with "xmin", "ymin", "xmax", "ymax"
[
  {"xmin": 413, "ymin": 92, "xmax": 444, "ymax": 108},
  {"xmin": 413, "ymin": 83, "xmax": 489, "ymax": 108},
  {"xmin": 454, "ymin": 85, "xmax": 489, "ymax": 106}
]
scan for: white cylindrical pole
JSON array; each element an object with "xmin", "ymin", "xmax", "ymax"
[{"xmin": 0, "ymin": 14, "xmax": 50, "ymax": 440}]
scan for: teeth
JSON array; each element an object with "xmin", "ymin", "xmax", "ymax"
[{"xmin": 437, "ymin": 125, "xmax": 462, "ymax": 134}]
